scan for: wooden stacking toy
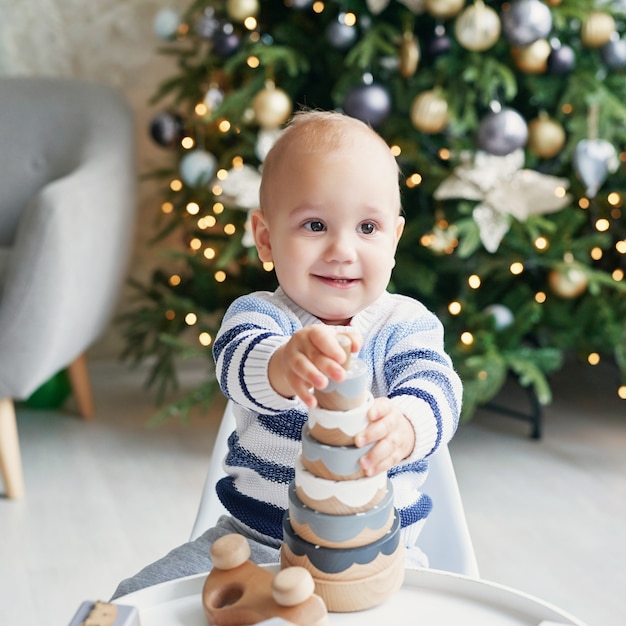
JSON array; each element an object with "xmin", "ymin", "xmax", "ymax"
[
  {"xmin": 281, "ymin": 334, "xmax": 405, "ymax": 612},
  {"xmin": 202, "ymin": 534, "xmax": 328, "ymax": 626}
]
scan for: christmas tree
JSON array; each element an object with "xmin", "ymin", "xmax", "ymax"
[{"xmin": 121, "ymin": 0, "xmax": 626, "ymax": 425}]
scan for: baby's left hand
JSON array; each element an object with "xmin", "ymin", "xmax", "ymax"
[{"xmin": 354, "ymin": 397, "xmax": 415, "ymax": 476}]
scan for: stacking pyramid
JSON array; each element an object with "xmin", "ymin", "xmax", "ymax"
[{"xmin": 281, "ymin": 335, "xmax": 404, "ymax": 612}]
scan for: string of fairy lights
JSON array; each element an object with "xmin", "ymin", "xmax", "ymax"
[{"xmin": 151, "ymin": 0, "xmax": 626, "ymax": 401}]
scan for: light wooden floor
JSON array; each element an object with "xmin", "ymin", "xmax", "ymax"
[{"xmin": 1, "ymin": 358, "xmax": 624, "ymax": 626}]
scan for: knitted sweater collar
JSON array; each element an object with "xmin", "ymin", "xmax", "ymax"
[{"xmin": 273, "ymin": 286, "xmax": 388, "ymax": 335}]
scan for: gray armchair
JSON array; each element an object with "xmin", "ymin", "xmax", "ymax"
[{"xmin": 0, "ymin": 77, "xmax": 136, "ymax": 498}]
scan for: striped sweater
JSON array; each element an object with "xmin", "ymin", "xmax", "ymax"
[{"xmin": 213, "ymin": 287, "xmax": 462, "ymax": 542}]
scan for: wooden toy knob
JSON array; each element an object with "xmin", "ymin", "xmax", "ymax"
[
  {"xmin": 210, "ymin": 534, "xmax": 251, "ymax": 570},
  {"xmin": 271, "ymin": 567, "xmax": 315, "ymax": 607}
]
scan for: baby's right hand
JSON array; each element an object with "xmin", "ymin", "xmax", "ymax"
[{"xmin": 269, "ymin": 326, "xmax": 361, "ymax": 408}]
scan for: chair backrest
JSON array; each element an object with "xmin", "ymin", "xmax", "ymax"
[
  {"xmin": 0, "ymin": 77, "xmax": 136, "ymax": 398},
  {"xmin": 191, "ymin": 400, "xmax": 479, "ymax": 577}
]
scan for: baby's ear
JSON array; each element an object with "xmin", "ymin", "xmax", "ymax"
[
  {"xmin": 250, "ymin": 209, "xmax": 273, "ymax": 262},
  {"xmin": 394, "ymin": 215, "xmax": 405, "ymax": 244}
]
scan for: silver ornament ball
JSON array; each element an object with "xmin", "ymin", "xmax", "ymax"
[
  {"xmin": 601, "ymin": 38, "xmax": 626, "ymax": 69},
  {"xmin": 502, "ymin": 0, "xmax": 552, "ymax": 47},
  {"xmin": 343, "ymin": 83, "xmax": 392, "ymax": 127},
  {"xmin": 180, "ymin": 149, "xmax": 218, "ymax": 186},
  {"xmin": 477, "ymin": 108, "xmax": 528, "ymax": 156},
  {"xmin": 484, "ymin": 304, "xmax": 515, "ymax": 330}
]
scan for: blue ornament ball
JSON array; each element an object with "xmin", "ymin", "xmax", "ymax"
[
  {"xmin": 180, "ymin": 150, "xmax": 218, "ymax": 186},
  {"xmin": 484, "ymin": 304, "xmax": 515, "ymax": 330},
  {"xmin": 601, "ymin": 38, "xmax": 626, "ymax": 69},
  {"xmin": 213, "ymin": 24, "xmax": 241, "ymax": 57},
  {"xmin": 547, "ymin": 44, "xmax": 576, "ymax": 74},
  {"xmin": 150, "ymin": 111, "xmax": 185, "ymax": 148},
  {"xmin": 343, "ymin": 83, "xmax": 392, "ymax": 127},
  {"xmin": 153, "ymin": 7, "xmax": 181, "ymax": 40}
]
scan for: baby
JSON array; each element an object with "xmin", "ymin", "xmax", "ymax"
[{"xmin": 112, "ymin": 110, "xmax": 462, "ymax": 599}]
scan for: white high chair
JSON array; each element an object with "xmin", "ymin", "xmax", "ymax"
[{"xmin": 190, "ymin": 400, "xmax": 479, "ymax": 578}]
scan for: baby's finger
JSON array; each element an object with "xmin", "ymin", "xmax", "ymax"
[{"xmin": 359, "ymin": 440, "xmax": 395, "ymax": 476}]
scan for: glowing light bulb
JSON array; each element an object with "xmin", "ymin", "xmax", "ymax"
[
  {"xmin": 587, "ymin": 353, "xmax": 600, "ymax": 365},
  {"xmin": 199, "ymin": 332, "xmax": 212, "ymax": 347},
  {"xmin": 595, "ymin": 218, "xmax": 610, "ymax": 232},
  {"xmin": 185, "ymin": 313, "xmax": 198, "ymax": 326},
  {"xmin": 448, "ymin": 301, "xmax": 462, "ymax": 315},
  {"xmin": 406, "ymin": 173, "xmax": 422, "ymax": 188},
  {"xmin": 460, "ymin": 331, "xmax": 474, "ymax": 346},
  {"xmin": 468, "ymin": 274, "xmax": 481, "ymax": 289}
]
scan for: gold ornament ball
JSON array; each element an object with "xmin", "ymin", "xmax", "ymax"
[
  {"xmin": 399, "ymin": 32, "xmax": 420, "ymax": 78},
  {"xmin": 528, "ymin": 115, "xmax": 566, "ymax": 159},
  {"xmin": 548, "ymin": 264, "xmax": 589, "ymax": 299},
  {"xmin": 454, "ymin": 3, "xmax": 501, "ymax": 52},
  {"xmin": 410, "ymin": 90, "xmax": 449, "ymax": 134},
  {"xmin": 226, "ymin": 0, "xmax": 260, "ymax": 23},
  {"xmin": 581, "ymin": 12, "xmax": 616, "ymax": 48},
  {"xmin": 253, "ymin": 85, "xmax": 293, "ymax": 128},
  {"xmin": 425, "ymin": 0, "xmax": 465, "ymax": 19},
  {"xmin": 512, "ymin": 39, "xmax": 551, "ymax": 74}
]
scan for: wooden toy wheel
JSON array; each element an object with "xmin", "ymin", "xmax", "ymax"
[
  {"xmin": 210, "ymin": 534, "xmax": 251, "ymax": 570},
  {"xmin": 271, "ymin": 567, "xmax": 315, "ymax": 607}
]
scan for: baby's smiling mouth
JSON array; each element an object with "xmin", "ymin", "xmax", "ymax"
[{"xmin": 315, "ymin": 275, "xmax": 359, "ymax": 286}]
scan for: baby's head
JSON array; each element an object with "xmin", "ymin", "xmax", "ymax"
[
  {"xmin": 252, "ymin": 110, "xmax": 404, "ymax": 325},
  {"xmin": 259, "ymin": 110, "xmax": 401, "ymax": 213}
]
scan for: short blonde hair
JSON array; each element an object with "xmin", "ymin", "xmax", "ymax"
[{"xmin": 259, "ymin": 109, "xmax": 401, "ymax": 212}]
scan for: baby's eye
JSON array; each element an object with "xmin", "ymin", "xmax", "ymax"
[
  {"xmin": 304, "ymin": 220, "xmax": 326, "ymax": 232},
  {"xmin": 358, "ymin": 221, "xmax": 377, "ymax": 235}
]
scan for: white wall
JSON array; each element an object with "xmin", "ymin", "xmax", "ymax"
[{"xmin": 0, "ymin": 0, "xmax": 179, "ymax": 357}]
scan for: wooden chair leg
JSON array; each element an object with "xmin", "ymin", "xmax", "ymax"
[
  {"xmin": 0, "ymin": 398, "xmax": 25, "ymax": 499},
  {"xmin": 67, "ymin": 353, "xmax": 95, "ymax": 420}
]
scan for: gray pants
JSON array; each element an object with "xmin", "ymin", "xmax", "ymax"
[{"xmin": 111, "ymin": 516, "xmax": 281, "ymax": 600}]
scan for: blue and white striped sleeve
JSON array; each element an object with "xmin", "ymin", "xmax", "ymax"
[
  {"xmin": 213, "ymin": 294, "xmax": 302, "ymax": 413},
  {"xmin": 384, "ymin": 301, "xmax": 462, "ymax": 462}
]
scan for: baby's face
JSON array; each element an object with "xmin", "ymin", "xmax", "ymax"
[{"xmin": 252, "ymin": 133, "xmax": 404, "ymax": 325}]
